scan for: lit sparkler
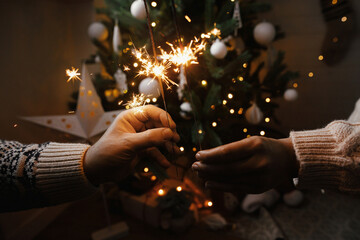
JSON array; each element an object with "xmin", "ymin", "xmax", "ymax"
[
  {"xmin": 123, "ymin": 93, "xmax": 148, "ymax": 112},
  {"xmin": 132, "ymin": 47, "xmax": 178, "ymax": 88},
  {"xmin": 66, "ymin": 67, "xmax": 81, "ymax": 82},
  {"xmin": 160, "ymin": 37, "xmax": 206, "ymax": 68}
]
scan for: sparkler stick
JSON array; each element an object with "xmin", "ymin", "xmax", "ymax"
[
  {"xmin": 142, "ymin": 0, "xmax": 178, "ymax": 175},
  {"xmin": 168, "ymin": 0, "xmax": 204, "ymax": 152}
]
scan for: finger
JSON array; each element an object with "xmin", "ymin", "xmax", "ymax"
[
  {"xmin": 145, "ymin": 147, "xmax": 171, "ymax": 168},
  {"xmin": 164, "ymin": 141, "xmax": 181, "ymax": 154},
  {"xmin": 205, "ymin": 181, "xmax": 269, "ymax": 194},
  {"xmin": 134, "ymin": 105, "xmax": 177, "ymax": 130},
  {"xmin": 195, "ymin": 137, "xmax": 264, "ymax": 164},
  {"xmin": 191, "ymin": 159, "xmax": 260, "ymax": 177},
  {"xmin": 130, "ymin": 128, "xmax": 178, "ymax": 151}
]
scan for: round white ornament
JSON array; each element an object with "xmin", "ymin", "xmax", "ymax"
[
  {"xmin": 253, "ymin": 22, "xmax": 276, "ymax": 46},
  {"xmin": 245, "ymin": 103, "xmax": 263, "ymax": 125},
  {"xmin": 180, "ymin": 102, "xmax": 192, "ymax": 119},
  {"xmin": 284, "ymin": 89, "xmax": 298, "ymax": 101},
  {"xmin": 88, "ymin": 22, "xmax": 108, "ymax": 41},
  {"xmin": 130, "ymin": 0, "xmax": 147, "ymax": 20},
  {"xmin": 210, "ymin": 39, "xmax": 228, "ymax": 59},
  {"xmin": 138, "ymin": 77, "xmax": 160, "ymax": 98},
  {"xmin": 283, "ymin": 189, "xmax": 304, "ymax": 207}
]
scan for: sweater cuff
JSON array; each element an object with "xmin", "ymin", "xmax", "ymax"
[
  {"xmin": 290, "ymin": 128, "xmax": 341, "ymax": 190},
  {"xmin": 35, "ymin": 142, "xmax": 98, "ymax": 205}
]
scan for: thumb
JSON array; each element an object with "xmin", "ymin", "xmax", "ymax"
[{"xmin": 130, "ymin": 128, "xmax": 177, "ymax": 151}]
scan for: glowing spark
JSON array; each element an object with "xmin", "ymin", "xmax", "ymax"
[
  {"xmin": 123, "ymin": 65, "xmax": 130, "ymax": 71},
  {"xmin": 124, "ymin": 93, "xmax": 148, "ymax": 113},
  {"xmin": 210, "ymin": 27, "xmax": 221, "ymax": 37},
  {"xmin": 185, "ymin": 15, "xmax": 191, "ymax": 22},
  {"xmin": 66, "ymin": 67, "xmax": 81, "ymax": 82},
  {"xmin": 132, "ymin": 47, "xmax": 178, "ymax": 88},
  {"xmin": 159, "ymin": 37, "xmax": 206, "ymax": 67}
]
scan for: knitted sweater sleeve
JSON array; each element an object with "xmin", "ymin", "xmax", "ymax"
[
  {"xmin": 290, "ymin": 120, "xmax": 360, "ymax": 193},
  {"xmin": 0, "ymin": 141, "xmax": 97, "ymax": 212}
]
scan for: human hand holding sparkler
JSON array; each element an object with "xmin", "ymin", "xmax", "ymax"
[{"xmin": 83, "ymin": 105, "xmax": 180, "ymax": 186}]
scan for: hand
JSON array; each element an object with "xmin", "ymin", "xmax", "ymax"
[
  {"xmin": 84, "ymin": 105, "xmax": 180, "ymax": 186},
  {"xmin": 192, "ymin": 136, "xmax": 298, "ymax": 193}
]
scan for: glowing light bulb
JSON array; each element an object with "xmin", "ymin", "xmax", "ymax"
[
  {"xmin": 243, "ymin": 63, "xmax": 247, "ymax": 68},
  {"xmin": 212, "ymin": 122, "xmax": 217, "ymax": 127},
  {"xmin": 205, "ymin": 200, "xmax": 213, "ymax": 207},
  {"xmin": 151, "ymin": 175, "xmax": 157, "ymax": 181},
  {"xmin": 151, "ymin": 1, "xmax": 157, "ymax": 7},
  {"xmin": 222, "ymin": 100, "xmax": 227, "ymax": 105},
  {"xmin": 228, "ymin": 93, "xmax": 233, "ymax": 99},
  {"xmin": 265, "ymin": 117, "xmax": 270, "ymax": 123},
  {"xmin": 293, "ymin": 83, "xmax": 298, "ymax": 88},
  {"xmin": 146, "ymin": 98, "xmax": 151, "ymax": 103},
  {"xmin": 176, "ymin": 186, "xmax": 182, "ymax": 192},
  {"xmin": 332, "ymin": 0, "xmax": 337, "ymax": 5},
  {"xmin": 230, "ymin": 109, "xmax": 235, "ymax": 114},
  {"xmin": 152, "ymin": 98, "xmax": 157, "ymax": 102},
  {"xmin": 185, "ymin": 15, "xmax": 191, "ymax": 22},
  {"xmin": 238, "ymin": 108, "xmax": 243, "ymax": 114},
  {"xmin": 238, "ymin": 76, "xmax": 244, "ymax": 81},
  {"xmin": 318, "ymin": 55, "xmax": 324, "ymax": 61},
  {"xmin": 144, "ymin": 167, "xmax": 149, "ymax": 173},
  {"xmin": 198, "ymin": 129, "xmax": 203, "ymax": 134},
  {"xmin": 341, "ymin": 16, "xmax": 347, "ymax": 22},
  {"xmin": 151, "ymin": 22, "xmax": 156, "ymax": 27},
  {"xmin": 308, "ymin": 72, "xmax": 314, "ymax": 77},
  {"xmin": 260, "ymin": 131, "xmax": 265, "ymax": 136},
  {"xmin": 133, "ymin": 62, "xmax": 139, "ymax": 67},
  {"xmin": 243, "ymin": 128, "xmax": 248, "ymax": 133},
  {"xmin": 158, "ymin": 189, "xmax": 165, "ymax": 196},
  {"xmin": 265, "ymin": 97, "xmax": 271, "ymax": 103},
  {"xmin": 192, "ymin": 147, "xmax": 197, "ymax": 152},
  {"xmin": 201, "ymin": 80, "xmax": 207, "ymax": 86},
  {"xmin": 180, "ymin": 146, "xmax": 185, "ymax": 152}
]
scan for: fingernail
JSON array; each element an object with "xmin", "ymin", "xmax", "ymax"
[
  {"xmin": 192, "ymin": 162, "xmax": 199, "ymax": 170},
  {"xmin": 195, "ymin": 152, "xmax": 201, "ymax": 160}
]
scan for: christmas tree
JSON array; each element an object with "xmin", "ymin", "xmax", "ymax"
[{"xmin": 80, "ymin": 0, "xmax": 299, "ymax": 163}]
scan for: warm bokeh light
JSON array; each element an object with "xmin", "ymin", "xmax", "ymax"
[{"xmin": 176, "ymin": 186, "xmax": 182, "ymax": 192}]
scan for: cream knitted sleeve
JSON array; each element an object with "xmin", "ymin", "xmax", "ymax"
[
  {"xmin": 0, "ymin": 141, "xmax": 97, "ymax": 212},
  {"xmin": 290, "ymin": 120, "xmax": 360, "ymax": 193},
  {"xmin": 35, "ymin": 142, "xmax": 98, "ymax": 205}
]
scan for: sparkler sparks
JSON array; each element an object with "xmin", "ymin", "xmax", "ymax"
[
  {"xmin": 159, "ymin": 37, "xmax": 207, "ymax": 67},
  {"xmin": 124, "ymin": 93, "xmax": 148, "ymax": 111},
  {"xmin": 66, "ymin": 67, "xmax": 81, "ymax": 82},
  {"xmin": 132, "ymin": 47, "xmax": 178, "ymax": 88}
]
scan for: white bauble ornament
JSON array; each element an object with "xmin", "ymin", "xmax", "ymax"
[
  {"xmin": 138, "ymin": 77, "xmax": 160, "ymax": 98},
  {"xmin": 112, "ymin": 22, "xmax": 122, "ymax": 52},
  {"xmin": 180, "ymin": 102, "xmax": 192, "ymax": 119},
  {"xmin": 88, "ymin": 22, "xmax": 108, "ymax": 41},
  {"xmin": 245, "ymin": 103, "xmax": 263, "ymax": 125},
  {"xmin": 284, "ymin": 89, "xmax": 298, "ymax": 101},
  {"xmin": 130, "ymin": 0, "xmax": 147, "ymax": 20},
  {"xmin": 210, "ymin": 39, "xmax": 228, "ymax": 59},
  {"xmin": 283, "ymin": 189, "xmax": 304, "ymax": 207},
  {"xmin": 253, "ymin": 22, "xmax": 276, "ymax": 46}
]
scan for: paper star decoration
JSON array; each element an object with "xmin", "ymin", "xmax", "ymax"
[{"xmin": 22, "ymin": 64, "xmax": 124, "ymax": 139}]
